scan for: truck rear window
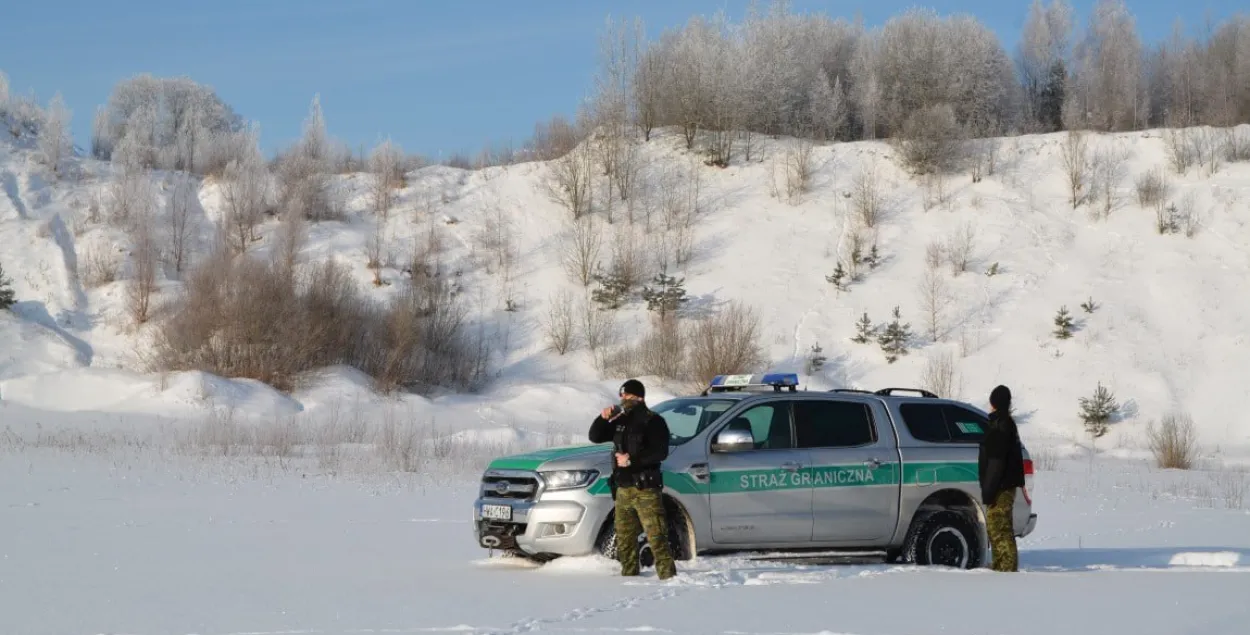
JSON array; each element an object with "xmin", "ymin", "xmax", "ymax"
[{"xmin": 899, "ymin": 403, "xmax": 988, "ymax": 443}]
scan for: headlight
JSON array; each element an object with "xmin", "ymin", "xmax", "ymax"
[{"xmin": 539, "ymin": 469, "xmax": 599, "ymax": 491}]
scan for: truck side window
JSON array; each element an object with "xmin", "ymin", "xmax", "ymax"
[
  {"xmin": 793, "ymin": 400, "xmax": 876, "ymax": 448},
  {"xmin": 899, "ymin": 403, "xmax": 951, "ymax": 442},
  {"xmin": 943, "ymin": 405, "xmax": 989, "ymax": 443}
]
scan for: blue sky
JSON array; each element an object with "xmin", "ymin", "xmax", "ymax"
[{"xmin": 0, "ymin": 0, "xmax": 1241, "ymax": 160}]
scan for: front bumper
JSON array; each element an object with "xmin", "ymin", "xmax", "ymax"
[{"xmin": 473, "ymin": 493, "xmax": 613, "ymax": 558}]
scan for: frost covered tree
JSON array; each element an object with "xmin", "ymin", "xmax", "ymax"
[
  {"xmin": 92, "ymin": 74, "xmax": 245, "ymax": 173},
  {"xmin": 36, "ymin": 93, "xmax": 71, "ymax": 175},
  {"xmin": 1018, "ymin": 0, "xmax": 1073, "ymax": 131},
  {"xmin": 276, "ymin": 95, "xmax": 334, "ymax": 221},
  {"xmin": 219, "ymin": 126, "xmax": 270, "ymax": 252},
  {"xmin": 808, "ymin": 73, "xmax": 847, "ymax": 141},
  {"xmin": 0, "ymin": 71, "xmax": 9, "ymax": 109},
  {"xmin": 1064, "ymin": 0, "xmax": 1146, "ymax": 131},
  {"xmin": 369, "ymin": 137, "xmax": 404, "ymax": 217}
]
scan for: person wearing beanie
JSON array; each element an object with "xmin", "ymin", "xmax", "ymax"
[
  {"xmin": 588, "ymin": 379, "xmax": 676, "ymax": 580},
  {"xmin": 979, "ymin": 384, "xmax": 1026, "ymax": 572}
]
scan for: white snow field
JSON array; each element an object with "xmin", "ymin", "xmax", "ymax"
[
  {"xmin": 4, "ymin": 122, "xmax": 1250, "ymax": 633},
  {"xmin": 2, "ymin": 448, "xmax": 1249, "ymax": 635}
]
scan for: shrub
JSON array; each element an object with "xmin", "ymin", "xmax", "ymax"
[
  {"xmin": 1147, "ymin": 412, "xmax": 1198, "ymax": 470},
  {"xmin": 149, "ymin": 251, "xmax": 483, "ymax": 394},
  {"xmin": 685, "ymin": 301, "xmax": 767, "ymax": 386}
]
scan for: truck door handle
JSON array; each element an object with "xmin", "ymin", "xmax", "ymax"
[
  {"xmin": 687, "ymin": 463, "xmax": 710, "ymax": 482},
  {"xmin": 863, "ymin": 458, "xmax": 883, "ymax": 468},
  {"xmin": 780, "ymin": 461, "xmax": 802, "ymax": 472}
]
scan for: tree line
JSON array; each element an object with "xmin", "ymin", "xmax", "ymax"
[{"xmin": 581, "ymin": 0, "xmax": 1250, "ymax": 164}]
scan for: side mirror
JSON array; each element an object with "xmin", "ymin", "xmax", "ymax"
[{"xmin": 711, "ymin": 427, "xmax": 755, "ymax": 453}]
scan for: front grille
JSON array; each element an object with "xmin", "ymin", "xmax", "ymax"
[{"xmin": 481, "ymin": 474, "xmax": 539, "ymax": 500}]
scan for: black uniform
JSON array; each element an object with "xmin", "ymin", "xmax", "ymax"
[{"xmin": 978, "ymin": 394, "xmax": 1026, "ymax": 572}]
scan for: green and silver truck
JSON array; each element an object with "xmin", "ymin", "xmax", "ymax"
[{"xmin": 473, "ymin": 374, "xmax": 1037, "ymax": 569}]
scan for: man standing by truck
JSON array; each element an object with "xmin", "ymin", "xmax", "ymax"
[{"xmin": 589, "ymin": 379, "xmax": 677, "ymax": 580}]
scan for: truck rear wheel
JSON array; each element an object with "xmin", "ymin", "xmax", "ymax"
[{"xmin": 902, "ymin": 509, "xmax": 982, "ymax": 569}]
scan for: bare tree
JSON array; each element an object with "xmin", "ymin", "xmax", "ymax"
[
  {"xmin": 1059, "ymin": 130, "xmax": 1091, "ymax": 209},
  {"xmin": 897, "ymin": 103, "xmax": 966, "ymax": 174},
  {"xmin": 917, "ymin": 267, "xmax": 951, "ymax": 341},
  {"xmin": 369, "ymin": 138, "xmax": 404, "ymax": 218},
  {"xmin": 686, "ymin": 301, "xmax": 767, "ymax": 387},
  {"xmin": 544, "ymin": 289, "xmax": 579, "ymax": 354},
  {"xmin": 944, "ymin": 221, "xmax": 976, "ymax": 275},
  {"xmin": 560, "ymin": 215, "xmax": 602, "ymax": 287},
  {"xmin": 1134, "ymin": 166, "xmax": 1169, "ymax": 209},
  {"xmin": 126, "ymin": 210, "xmax": 159, "ymax": 324},
  {"xmin": 37, "ymin": 93, "xmax": 71, "ymax": 176},
  {"xmin": 776, "ymin": 136, "xmax": 815, "ymax": 205},
  {"xmin": 542, "ymin": 142, "xmax": 594, "ymax": 219},
  {"xmin": 851, "ymin": 158, "xmax": 884, "ymax": 227},
  {"xmin": 1089, "ymin": 145, "xmax": 1130, "ymax": 219},
  {"xmin": 274, "ymin": 205, "xmax": 308, "ymax": 278},
  {"xmin": 920, "ymin": 348, "xmax": 961, "ymax": 398},
  {"xmin": 219, "ymin": 136, "xmax": 269, "ymax": 253},
  {"xmin": 165, "ymin": 175, "xmax": 200, "ymax": 276},
  {"xmin": 1163, "ymin": 128, "xmax": 1195, "ymax": 174}
]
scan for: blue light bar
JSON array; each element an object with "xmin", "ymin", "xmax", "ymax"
[{"xmin": 707, "ymin": 373, "xmax": 800, "ymax": 392}]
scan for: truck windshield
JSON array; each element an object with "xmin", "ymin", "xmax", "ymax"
[{"xmin": 651, "ymin": 398, "xmax": 737, "ymax": 446}]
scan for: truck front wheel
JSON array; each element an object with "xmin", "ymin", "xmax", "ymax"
[
  {"xmin": 595, "ymin": 513, "xmax": 689, "ymax": 566},
  {"xmin": 902, "ymin": 509, "xmax": 983, "ymax": 569}
]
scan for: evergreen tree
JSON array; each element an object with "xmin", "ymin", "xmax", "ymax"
[
  {"xmin": 852, "ymin": 312, "xmax": 874, "ymax": 344},
  {"xmin": 877, "ymin": 306, "xmax": 912, "ymax": 363},
  {"xmin": 825, "ymin": 262, "xmax": 848, "ymax": 291},
  {"xmin": 0, "ymin": 262, "xmax": 14, "ymax": 310},
  {"xmin": 806, "ymin": 342, "xmax": 827, "ymax": 375},
  {"xmin": 865, "ymin": 243, "xmax": 880, "ymax": 269},
  {"xmin": 591, "ymin": 265, "xmax": 631, "ymax": 310},
  {"xmin": 1080, "ymin": 296, "xmax": 1098, "ymax": 314},
  {"xmin": 641, "ymin": 271, "xmax": 689, "ymax": 318},
  {"xmin": 1078, "ymin": 382, "xmax": 1119, "ymax": 438},
  {"xmin": 1053, "ymin": 306, "xmax": 1075, "ymax": 339}
]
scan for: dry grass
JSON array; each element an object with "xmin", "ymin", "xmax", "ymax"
[{"xmin": 1147, "ymin": 412, "xmax": 1199, "ymax": 470}]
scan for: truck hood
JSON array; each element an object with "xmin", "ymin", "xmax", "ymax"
[{"xmin": 484, "ymin": 443, "xmax": 612, "ymax": 472}]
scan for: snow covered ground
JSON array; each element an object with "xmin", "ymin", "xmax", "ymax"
[
  {"xmin": 5, "ymin": 121, "xmax": 1250, "ymax": 633},
  {"xmin": 2, "ymin": 446, "xmax": 1248, "ymax": 635}
]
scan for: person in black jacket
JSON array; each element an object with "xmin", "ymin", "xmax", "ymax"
[
  {"xmin": 588, "ymin": 379, "xmax": 676, "ymax": 580},
  {"xmin": 979, "ymin": 384, "xmax": 1026, "ymax": 572}
]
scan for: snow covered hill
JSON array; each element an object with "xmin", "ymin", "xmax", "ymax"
[{"xmin": 2, "ymin": 124, "xmax": 1250, "ymax": 462}]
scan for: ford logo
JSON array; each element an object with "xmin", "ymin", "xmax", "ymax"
[{"xmin": 494, "ymin": 481, "xmax": 511, "ymax": 495}]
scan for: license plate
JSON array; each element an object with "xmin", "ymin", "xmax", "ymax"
[{"xmin": 481, "ymin": 504, "xmax": 512, "ymax": 521}]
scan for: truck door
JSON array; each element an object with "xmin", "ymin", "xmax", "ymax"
[
  {"xmin": 798, "ymin": 398, "xmax": 901, "ymax": 543},
  {"xmin": 707, "ymin": 401, "xmax": 814, "ymax": 544}
]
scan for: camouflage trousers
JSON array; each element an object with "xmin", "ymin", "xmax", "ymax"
[
  {"xmin": 986, "ymin": 488, "xmax": 1019, "ymax": 572},
  {"xmin": 615, "ymin": 486, "xmax": 677, "ymax": 580}
]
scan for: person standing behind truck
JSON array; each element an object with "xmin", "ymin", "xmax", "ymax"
[
  {"xmin": 589, "ymin": 379, "xmax": 677, "ymax": 580},
  {"xmin": 979, "ymin": 384, "xmax": 1027, "ymax": 572}
]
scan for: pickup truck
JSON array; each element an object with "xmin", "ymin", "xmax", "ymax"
[{"xmin": 472, "ymin": 374, "xmax": 1037, "ymax": 570}]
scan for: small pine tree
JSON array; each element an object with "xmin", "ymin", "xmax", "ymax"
[
  {"xmin": 591, "ymin": 266, "xmax": 631, "ymax": 310},
  {"xmin": 806, "ymin": 342, "xmax": 827, "ymax": 375},
  {"xmin": 1053, "ymin": 306, "xmax": 1074, "ymax": 339},
  {"xmin": 641, "ymin": 271, "xmax": 689, "ymax": 318},
  {"xmin": 0, "ymin": 262, "xmax": 14, "ymax": 310},
  {"xmin": 825, "ymin": 262, "xmax": 848, "ymax": 291},
  {"xmin": 986, "ymin": 262, "xmax": 1000, "ymax": 277},
  {"xmin": 877, "ymin": 306, "xmax": 912, "ymax": 363},
  {"xmin": 1078, "ymin": 382, "xmax": 1119, "ymax": 437},
  {"xmin": 1080, "ymin": 296, "xmax": 1098, "ymax": 313},
  {"xmin": 851, "ymin": 312, "xmax": 874, "ymax": 344},
  {"xmin": 865, "ymin": 243, "xmax": 880, "ymax": 269}
]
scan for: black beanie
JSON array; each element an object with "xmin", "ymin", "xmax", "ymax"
[
  {"xmin": 620, "ymin": 379, "xmax": 646, "ymax": 399},
  {"xmin": 990, "ymin": 385, "xmax": 1012, "ymax": 412}
]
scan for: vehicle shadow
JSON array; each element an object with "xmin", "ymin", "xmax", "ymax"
[{"xmin": 1021, "ymin": 547, "xmax": 1249, "ymax": 571}]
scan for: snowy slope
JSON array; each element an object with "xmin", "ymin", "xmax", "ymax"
[{"xmin": 2, "ymin": 125, "xmax": 1250, "ymax": 458}]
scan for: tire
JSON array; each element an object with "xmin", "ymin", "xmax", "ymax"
[
  {"xmin": 595, "ymin": 511, "xmax": 689, "ymax": 566},
  {"xmin": 901, "ymin": 509, "xmax": 982, "ymax": 569}
]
